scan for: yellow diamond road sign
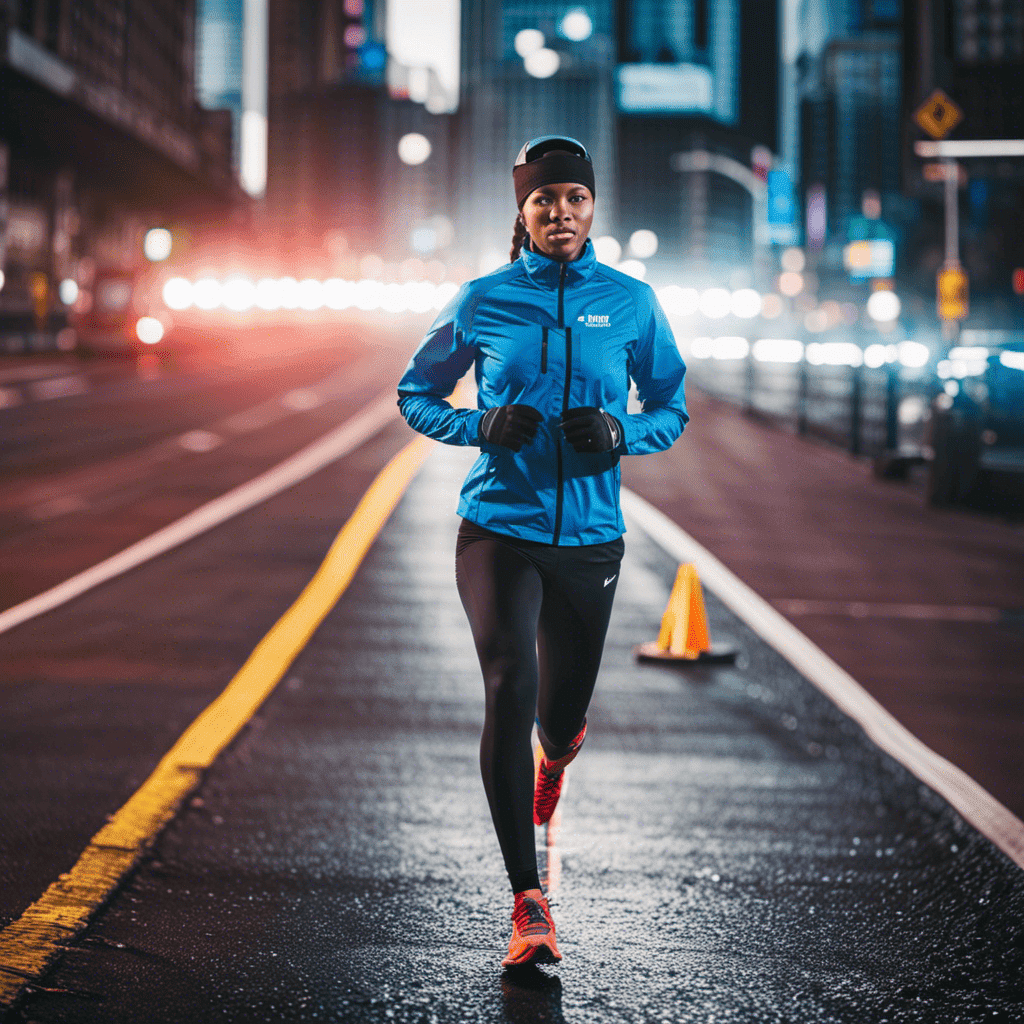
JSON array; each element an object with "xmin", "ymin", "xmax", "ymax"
[{"xmin": 915, "ymin": 89, "xmax": 964, "ymax": 140}]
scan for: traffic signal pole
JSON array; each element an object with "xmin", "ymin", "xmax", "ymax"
[
  {"xmin": 943, "ymin": 158, "xmax": 960, "ymax": 343},
  {"xmin": 916, "ymin": 140, "xmax": 1024, "ymax": 337}
]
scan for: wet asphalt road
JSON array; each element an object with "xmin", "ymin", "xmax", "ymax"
[{"xmin": 4, "ymin": 443, "xmax": 1024, "ymax": 1023}]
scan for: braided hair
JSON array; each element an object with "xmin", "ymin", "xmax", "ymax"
[{"xmin": 509, "ymin": 215, "xmax": 530, "ymax": 262}]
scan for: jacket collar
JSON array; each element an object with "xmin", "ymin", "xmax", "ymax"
[{"xmin": 520, "ymin": 238, "xmax": 597, "ymax": 286}]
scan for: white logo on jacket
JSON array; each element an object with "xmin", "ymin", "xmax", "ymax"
[{"xmin": 577, "ymin": 314, "xmax": 611, "ymax": 327}]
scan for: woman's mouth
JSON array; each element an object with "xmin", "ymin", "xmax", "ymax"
[{"xmin": 548, "ymin": 230, "xmax": 574, "ymax": 241}]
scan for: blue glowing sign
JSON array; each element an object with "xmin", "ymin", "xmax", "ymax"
[
  {"xmin": 767, "ymin": 170, "xmax": 795, "ymax": 226},
  {"xmin": 616, "ymin": 64, "xmax": 714, "ymax": 114}
]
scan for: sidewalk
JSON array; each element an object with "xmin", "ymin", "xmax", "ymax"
[
  {"xmin": 9, "ymin": 442, "xmax": 1023, "ymax": 1024},
  {"xmin": 622, "ymin": 389, "xmax": 1024, "ymax": 819}
]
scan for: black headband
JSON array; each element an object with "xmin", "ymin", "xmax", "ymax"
[{"xmin": 514, "ymin": 152, "xmax": 596, "ymax": 209}]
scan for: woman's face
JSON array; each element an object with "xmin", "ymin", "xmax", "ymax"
[{"xmin": 520, "ymin": 182, "xmax": 594, "ymax": 263}]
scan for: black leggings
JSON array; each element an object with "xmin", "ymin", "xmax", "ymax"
[{"xmin": 455, "ymin": 518, "xmax": 623, "ymax": 893}]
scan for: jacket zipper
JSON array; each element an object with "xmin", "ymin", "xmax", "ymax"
[
  {"xmin": 553, "ymin": 262, "xmax": 569, "ymax": 545},
  {"xmin": 541, "ymin": 326, "xmax": 548, "ymax": 373}
]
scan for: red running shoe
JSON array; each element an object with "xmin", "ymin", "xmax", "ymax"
[
  {"xmin": 533, "ymin": 721, "xmax": 587, "ymax": 826},
  {"xmin": 502, "ymin": 889, "xmax": 562, "ymax": 967}
]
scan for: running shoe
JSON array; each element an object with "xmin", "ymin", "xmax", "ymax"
[
  {"xmin": 533, "ymin": 721, "xmax": 587, "ymax": 826},
  {"xmin": 502, "ymin": 889, "xmax": 562, "ymax": 967}
]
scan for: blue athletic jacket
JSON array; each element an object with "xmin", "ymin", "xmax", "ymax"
[{"xmin": 397, "ymin": 239, "xmax": 688, "ymax": 545}]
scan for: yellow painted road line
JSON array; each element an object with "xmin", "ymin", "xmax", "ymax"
[{"xmin": 0, "ymin": 433, "xmax": 435, "ymax": 1012}]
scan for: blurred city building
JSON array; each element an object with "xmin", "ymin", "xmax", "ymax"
[
  {"xmin": 615, "ymin": 0, "xmax": 779, "ymax": 270},
  {"xmin": 195, "ymin": 0, "xmax": 244, "ymax": 172},
  {"xmin": 792, "ymin": 1, "xmax": 903, "ymax": 250},
  {"xmin": 456, "ymin": 0, "xmax": 617, "ymax": 269},
  {"xmin": 265, "ymin": 0, "xmax": 457, "ymax": 271},
  {"xmin": 0, "ymin": 0, "xmax": 243, "ymax": 352}
]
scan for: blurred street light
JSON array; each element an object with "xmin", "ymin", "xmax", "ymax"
[
  {"xmin": 559, "ymin": 8, "xmax": 593, "ymax": 41},
  {"xmin": 59, "ymin": 279, "xmax": 79, "ymax": 305},
  {"xmin": 864, "ymin": 344, "xmax": 889, "ymax": 368},
  {"xmin": 163, "ymin": 278, "xmax": 192, "ymax": 309},
  {"xmin": 753, "ymin": 338, "xmax": 803, "ymax": 363},
  {"xmin": 628, "ymin": 229, "xmax": 658, "ymax": 259},
  {"xmin": 593, "ymin": 236, "xmax": 621, "ymax": 264},
  {"xmin": 223, "ymin": 276, "xmax": 257, "ymax": 312},
  {"xmin": 867, "ymin": 289, "xmax": 901, "ymax": 322},
  {"xmin": 711, "ymin": 336, "xmax": 750, "ymax": 360},
  {"xmin": 658, "ymin": 285, "xmax": 700, "ymax": 317},
  {"xmin": 298, "ymin": 279, "xmax": 324, "ymax": 310},
  {"xmin": 278, "ymin": 277, "xmax": 301, "ymax": 310},
  {"xmin": 698, "ymin": 287, "xmax": 731, "ymax": 318},
  {"xmin": 780, "ymin": 246, "xmax": 805, "ymax": 273},
  {"xmin": 524, "ymin": 48, "xmax": 560, "ymax": 78},
  {"xmin": 514, "ymin": 28, "xmax": 545, "ymax": 57},
  {"xmin": 617, "ymin": 259, "xmax": 646, "ymax": 279},
  {"xmin": 256, "ymin": 278, "xmax": 282, "ymax": 310},
  {"xmin": 398, "ymin": 133, "xmax": 431, "ymax": 165},
  {"xmin": 778, "ymin": 271, "xmax": 804, "ymax": 297},
  {"xmin": 897, "ymin": 341, "xmax": 929, "ymax": 368},
  {"xmin": 144, "ymin": 228, "xmax": 173, "ymax": 262},
  {"xmin": 730, "ymin": 288, "xmax": 761, "ymax": 318},
  {"xmin": 136, "ymin": 317, "xmax": 164, "ymax": 344},
  {"xmin": 193, "ymin": 277, "xmax": 222, "ymax": 310}
]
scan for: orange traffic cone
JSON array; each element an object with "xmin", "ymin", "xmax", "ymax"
[{"xmin": 635, "ymin": 563, "xmax": 738, "ymax": 665}]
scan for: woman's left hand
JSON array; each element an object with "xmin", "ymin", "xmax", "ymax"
[{"xmin": 559, "ymin": 407, "xmax": 622, "ymax": 453}]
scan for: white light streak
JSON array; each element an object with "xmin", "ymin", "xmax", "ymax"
[
  {"xmin": 163, "ymin": 277, "xmax": 193, "ymax": 310},
  {"xmin": 752, "ymin": 338, "xmax": 803, "ymax": 363},
  {"xmin": 193, "ymin": 277, "xmax": 222, "ymax": 310},
  {"xmin": 897, "ymin": 341, "xmax": 930, "ymax": 368},
  {"xmin": 711, "ymin": 336, "xmax": 750, "ymax": 360},
  {"xmin": 698, "ymin": 288, "xmax": 731, "ymax": 319},
  {"xmin": 730, "ymin": 289, "xmax": 762, "ymax": 319}
]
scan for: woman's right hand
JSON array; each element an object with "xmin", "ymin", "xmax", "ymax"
[{"xmin": 479, "ymin": 405, "xmax": 543, "ymax": 452}]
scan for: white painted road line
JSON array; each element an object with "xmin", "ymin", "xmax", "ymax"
[
  {"xmin": 0, "ymin": 364, "xmax": 73, "ymax": 385},
  {"xmin": 0, "ymin": 391, "xmax": 401, "ymax": 637},
  {"xmin": 620, "ymin": 487, "xmax": 1024, "ymax": 871},
  {"xmin": 26, "ymin": 376, "xmax": 89, "ymax": 401},
  {"xmin": 177, "ymin": 429, "xmax": 224, "ymax": 453}
]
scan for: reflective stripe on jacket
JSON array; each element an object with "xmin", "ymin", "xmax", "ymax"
[{"xmin": 397, "ymin": 239, "xmax": 688, "ymax": 545}]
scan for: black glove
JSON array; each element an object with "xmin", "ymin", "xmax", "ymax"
[
  {"xmin": 560, "ymin": 406, "xmax": 623, "ymax": 453},
  {"xmin": 479, "ymin": 404, "xmax": 543, "ymax": 452}
]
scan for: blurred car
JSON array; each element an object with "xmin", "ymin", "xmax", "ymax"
[
  {"xmin": 72, "ymin": 269, "xmax": 171, "ymax": 356},
  {"xmin": 927, "ymin": 331, "xmax": 1024, "ymax": 506}
]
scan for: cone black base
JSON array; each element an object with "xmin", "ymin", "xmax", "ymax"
[{"xmin": 634, "ymin": 641, "xmax": 739, "ymax": 665}]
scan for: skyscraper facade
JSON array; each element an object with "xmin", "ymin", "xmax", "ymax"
[
  {"xmin": 615, "ymin": 0, "xmax": 778, "ymax": 269},
  {"xmin": 793, "ymin": 0, "xmax": 903, "ymax": 242},
  {"xmin": 456, "ymin": 0, "xmax": 617, "ymax": 267}
]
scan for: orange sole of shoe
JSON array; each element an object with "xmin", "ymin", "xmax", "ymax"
[{"xmin": 502, "ymin": 942, "xmax": 562, "ymax": 968}]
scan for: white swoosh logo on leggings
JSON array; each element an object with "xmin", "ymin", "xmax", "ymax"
[{"xmin": 603, "ymin": 575, "xmax": 617, "ymax": 587}]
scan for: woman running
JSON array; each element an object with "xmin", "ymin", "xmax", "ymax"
[{"xmin": 397, "ymin": 135, "xmax": 688, "ymax": 967}]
